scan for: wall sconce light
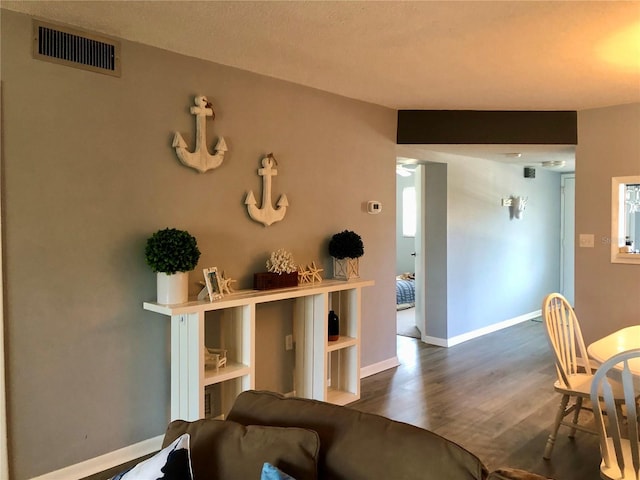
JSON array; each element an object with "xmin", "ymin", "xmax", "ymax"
[{"xmin": 502, "ymin": 196, "xmax": 528, "ymax": 219}]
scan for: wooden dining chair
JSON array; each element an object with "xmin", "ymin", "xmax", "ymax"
[
  {"xmin": 541, "ymin": 293, "xmax": 625, "ymax": 460},
  {"xmin": 590, "ymin": 348, "xmax": 640, "ymax": 480}
]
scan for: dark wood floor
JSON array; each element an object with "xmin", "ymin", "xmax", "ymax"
[
  {"xmin": 351, "ymin": 320, "xmax": 601, "ymax": 480},
  {"xmin": 85, "ymin": 320, "xmax": 599, "ymax": 480}
]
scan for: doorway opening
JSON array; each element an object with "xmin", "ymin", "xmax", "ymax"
[
  {"xmin": 395, "ymin": 163, "xmax": 419, "ymax": 338},
  {"xmin": 395, "ymin": 149, "xmax": 575, "ymax": 346}
]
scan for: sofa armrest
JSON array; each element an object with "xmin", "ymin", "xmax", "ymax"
[{"xmin": 488, "ymin": 468, "xmax": 554, "ymax": 480}]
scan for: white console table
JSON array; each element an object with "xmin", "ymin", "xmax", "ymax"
[{"xmin": 143, "ymin": 278, "xmax": 373, "ymax": 421}]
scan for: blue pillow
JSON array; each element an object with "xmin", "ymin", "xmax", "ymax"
[
  {"xmin": 261, "ymin": 462, "xmax": 296, "ymax": 480},
  {"xmin": 111, "ymin": 433, "xmax": 193, "ymax": 480}
]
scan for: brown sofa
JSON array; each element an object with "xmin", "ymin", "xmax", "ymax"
[{"xmin": 163, "ymin": 390, "xmax": 553, "ymax": 480}]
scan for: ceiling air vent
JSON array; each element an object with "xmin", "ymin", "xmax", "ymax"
[{"xmin": 33, "ymin": 20, "xmax": 121, "ymax": 77}]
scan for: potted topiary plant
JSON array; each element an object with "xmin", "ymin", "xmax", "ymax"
[
  {"xmin": 328, "ymin": 230, "xmax": 364, "ymax": 280},
  {"xmin": 145, "ymin": 228, "xmax": 201, "ymax": 304}
]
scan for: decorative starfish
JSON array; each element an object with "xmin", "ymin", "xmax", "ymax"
[
  {"xmin": 298, "ymin": 265, "xmax": 311, "ymax": 284},
  {"xmin": 219, "ymin": 271, "xmax": 236, "ymax": 295},
  {"xmin": 308, "ymin": 261, "xmax": 323, "ymax": 283}
]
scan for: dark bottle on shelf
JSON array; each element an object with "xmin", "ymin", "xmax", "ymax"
[{"xmin": 328, "ymin": 310, "xmax": 340, "ymax": 341}]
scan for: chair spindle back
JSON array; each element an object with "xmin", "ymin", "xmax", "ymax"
[
  {"xmin": 542, "ymin": 293, "xmax": 591, "ymax": 389},
  {"xmin": 590, "ymin": 348, "xmax": 640, "ymax": 480}
]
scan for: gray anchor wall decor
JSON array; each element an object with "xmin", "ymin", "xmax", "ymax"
[
  {"xmin": 173, "ymin": 95, "xmax": 228, "ymax": 173},
  {"xmin": 245, "ymin": 153, "xmax": 289, "ymax": 227}
]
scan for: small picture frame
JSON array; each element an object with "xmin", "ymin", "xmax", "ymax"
[{"xmin": 203, "ymin": 267, "xmax": 223, "ymax": 301}]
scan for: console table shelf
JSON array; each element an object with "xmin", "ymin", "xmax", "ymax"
[
  {"xmin": 327, "ymin": 388, "xmax": 359, "ymax": 406},
  {"xmin": 204, "ymin": 362, "xmax": 250, "ymax": 385},
  {"xmin": 144, "ymin": 279, "xmax": 373, "ymax": 421},
  {"xmin": 327, "ymin": 336, "xmax": 357, "ymax": 352}
]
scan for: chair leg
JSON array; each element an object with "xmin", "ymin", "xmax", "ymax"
[
  {"xmin": 544, "ymin": 394, "xmax": 569, "ymax": 459},
  {"xmin": 569, "ymin": 396, "xmax": 583, "ymax": 438}
]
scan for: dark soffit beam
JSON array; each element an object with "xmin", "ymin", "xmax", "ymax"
[{"xmin": 397, "ymin": 110, "xmax": 577, "ymax": 145}]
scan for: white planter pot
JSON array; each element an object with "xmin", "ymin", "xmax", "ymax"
[
  {"xmin": 333, "ymin": 257, "xmax": 360, "ymax": 280},
  {"xmin": 157, "ymin": 271, "xmax": 189, "ymax": 304}
]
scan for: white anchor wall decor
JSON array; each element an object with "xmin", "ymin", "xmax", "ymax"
[
  {"xmin": 172, "ymin": 95, "xmax": 228, "ymax": 173},
  {"xmin": 245, "ymin": 153, "xmax": 289, "ymax": 227}
]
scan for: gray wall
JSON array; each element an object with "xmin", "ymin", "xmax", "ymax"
[
  {"xmin": 445, "ymin": 156, "xmax": 561, "ymax": 337},
  {"xmin": 1, "ymin": 10, "xmax": 397, "ymax": 478},
  {"xmin": 575, "ymin": 103, "xmax": 640, "ymax": 344},
  {"xmin": 399, "ymin": 148, "xmax": 562, "ymax": 341},
  {"xmin": 423, "ymin": 162, "xmax": 449, "ymax": 339}
]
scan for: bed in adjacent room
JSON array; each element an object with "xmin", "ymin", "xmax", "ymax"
[{"xmin": 396, "ymin": 273, "xmax": 415, "ymax": 309}]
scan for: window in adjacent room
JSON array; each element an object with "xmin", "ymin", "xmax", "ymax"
[{"xmin": 402, "ymin": 186, "xmax": 416, "ymax": 237}]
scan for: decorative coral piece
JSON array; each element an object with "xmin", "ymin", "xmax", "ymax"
[{"xmin": 266, "ymin": 249, "xmax": 297, "ymax": 274}]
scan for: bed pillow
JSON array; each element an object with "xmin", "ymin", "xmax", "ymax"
[
  {"xmin": 110, "ymin": 433, "xmax": 192, "ymax": 480},
  {"xmin": 163, "ymin": 419, "xmax": 319, "ymax": 480}
]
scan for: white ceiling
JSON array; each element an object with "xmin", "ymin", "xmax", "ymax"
[{"xmin": 4, "ymin": 0, "xmax": 640, "ymax": 171}]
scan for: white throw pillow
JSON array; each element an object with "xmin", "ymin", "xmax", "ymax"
[{"xmin": 111, "ymin": 433, "xmax": 193, "ymax": 480}]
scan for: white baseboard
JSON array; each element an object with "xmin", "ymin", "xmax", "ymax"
[
  {"xmin": 359, "ymin": 311, "xmax": 540, "ymax": 377},
  {"xmin": 29, "ymin": 434, "xmax": 164, "ymax": 480},
  {"xmin": 422, "ymin": 310, "xmax": 541, "ymax": 347},
  {"xmin": 360, "ymin": 356, "xmax": 400, "ymax": 378}
]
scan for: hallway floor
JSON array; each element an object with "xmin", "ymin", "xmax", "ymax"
[{"xmin": 396, "ymin": 306, "xmax": 420, "ymax": 338}]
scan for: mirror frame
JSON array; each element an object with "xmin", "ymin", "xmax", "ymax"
[{"xmin": 611, "ymin": 175, "xmax": 640, "ymax": 264}]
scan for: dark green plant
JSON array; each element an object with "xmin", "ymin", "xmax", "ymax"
[
  {"xmin": 328, "ymin": 230, "xmax": 364, "ymax": 259},
  {"xmin": 145, "ymin": 228, "xmax": 201, "ymax": 274}
]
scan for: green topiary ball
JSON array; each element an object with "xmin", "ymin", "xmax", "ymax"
[
  {"xmin": 145, "ymin": 228, "xmax": 201, "ymax": 274},
  {"xmin": 328, "ymin": 230, "xmax": 364, "ymax": 259}
]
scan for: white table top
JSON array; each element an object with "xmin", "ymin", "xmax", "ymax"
[{"xmin": 587, "ymin": 325, "xmax": 640, "ymax": 375}]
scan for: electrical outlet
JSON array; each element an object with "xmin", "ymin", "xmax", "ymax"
[{"xmin": 285, "ymin": 334, "xmax": 293, "ymax": 351}]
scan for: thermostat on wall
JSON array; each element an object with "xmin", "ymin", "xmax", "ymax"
[{"xmin": 367, "ymin": 200, "xmax": 382, "ymax": 214}]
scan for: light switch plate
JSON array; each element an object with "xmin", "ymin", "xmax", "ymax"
[{"xmin": 579, "ymin": 234, "xmax": 595, "ymax": 248}]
